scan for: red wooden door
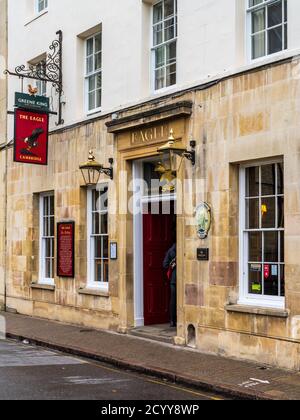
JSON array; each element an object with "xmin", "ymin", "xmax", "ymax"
[{"xmin": 143, "ymin": 203, "xmax": 175, "ymax": 326}]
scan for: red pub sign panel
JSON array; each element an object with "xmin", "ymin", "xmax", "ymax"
[
  {"xmin": 14, "ymin": 108, "xmax": 49, "ymax": 165},
  {"xmin": 57, "ymin": 222, "xmax": 75, "ymax": 278}
]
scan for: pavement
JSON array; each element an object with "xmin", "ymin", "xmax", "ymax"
[
  {"xmin": 0, "ymin": 340, "xmax": 218, "ymax": 401},
  {"xmin": 2, "ymin": 311, "xmax": 300, "ymax": 400}
]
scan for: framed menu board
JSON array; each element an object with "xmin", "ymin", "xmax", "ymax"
[{"xmin": 57, "ymin": 222, "xmax": 75, "ymax": 278}]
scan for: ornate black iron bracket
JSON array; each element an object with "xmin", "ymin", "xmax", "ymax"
[
  {"xmin": 4, "ymin": 31, "xmax": 64, "ymax": 126},
  {"xmin": 100, "ymin": 158, "xmax": 114, "ymax": 180}
]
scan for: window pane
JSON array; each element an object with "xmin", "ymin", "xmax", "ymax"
[
  {"xmin": 96, "ymin": 89, "xmax": 102, "ymax": 109},
  {"xmin": 153, "ymin": 3, "xmax": 163, "ymax": 24},
  {"xmin": 246, "ymin": 166, "xmax": 259, "ymax": 197},
  {"xmin": 264, "ymin": 231, "xmax": 278, "ymax": 262},
  {"xmin": 103, "ymin": 237, "xmax": 109, "ymax": 259},
  {"xmin": 268, "ymin": 26, "xmax": 283, "ymax": 54},
  {"xmin": 95, "ymin": 260, "xmax": 102, "ymax": 282},
  {"xmin": 88, "ymin": 75, "xmax": 95, "ymax": 92},
  {"xmin": 166, "ymin": 41, "xmax": 176, "ymax": 64},
  {"xmin": 252, "ymin": 9, "xmax": 265, "ymax": 33},
  {"xmin": 95, "ymin": 33, "xmax": 102, "ymax": 53},
  {"xmin": 101, "ymin": 213, "xmax": 108, "ymax": 235},
  {"xmin": 155, "ymin": 68, "xmax": 165, "ymax": 90},
  {"xmin": 249, "ymin": 0, "xmax": 264, "ymax": 7},
  {"xmin": 249, "ymin": 232, "xmax": 262, "ymax": 262},
  {"xmin": 95, "ymin": 53, "xmax": 102, "ymax": 71},
  {"xmin": 88, "ymin": 91, "xmax": 95, "ymax": 111},
  {"xmin": 252, "ymin": 32, "xmax": 266, "ymax": 59},
  {"xmin": 87, "ymin": 38, "xmax": 93, "ymax": 56},
  {"xmin": 280, "ymin": 231, "xmax": 284, "ymax": 262},
  {"xmin": 45, "ymin": 239, "xmax": 51, "ymax": 258},
  {"xmin": 103, "ymin": 261, "xmax": 109, "ymax": 283},
  {"xmin": 94, "ymin": 237, "xmax": 102, "ymax": 259},
  {"xmin": 154, "ymin": 24, "xmax": 163, "ymax": 46},
  {"xmin": 261, "ymin": 197, "xmax": 276, "ymax": 228},
  {"xmin": 86, "ymin": 56, "xmax": 93, "ymax": 74},
  {"xmin": 246, "ymin": 198, "xmax": 259, "ymax": 229},
  {"xmin": 264, "ymin": 264, "xmax": 279, "ymax": 296},
  {"xmin": 164, "ymin": 18, "xmax": 175, "ymax": 41},
  {"xmin": 261, "ymin": 164, "xmax": 276, "ymax": 196},
  {"xmin": 50, "ymin": 216, "xmax": 55, "ymax": 236},
  {"xmin": 280, "ymin": 265, "xmax": 285, "ymax": 297},
  {"xmin": 268, "ymin": 2, "xmax": 283, "ymax": 28},
  {"xmin": 284, "ymin": 23, "xmax": 288, "ymax": 49},
  {"xmin": 166, "ymin": 63, "xmax": 176, "ymax": 87},
  {"xmin": 155, "ymin": 46, "xmax": 165, "ymax": 68},
  {"xmin": 165, "ymin": 0, "xmax": 175, "ymax": 18},
  {"xmin": 93, "ymin": 212, "xmax": 100, "ymax": 235},
  {"xmin": 277, "ymin": 163, "xmax": 284, "ymax": 195},
  {"xmin": 249, "ymin": 264, "xmax": 262, "ymax": 295},
  {"xmin": 278, "ymin": 197, "xmax": 284, "ymax": 228}
]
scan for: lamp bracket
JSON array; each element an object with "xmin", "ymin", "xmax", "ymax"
[
  {"xmin": 100, "ymin": 158, "xmax": 114, "ymax": 180},
  {"xmin": 184, "ymin": 141, "xmax": 196, "ymax": 166}
]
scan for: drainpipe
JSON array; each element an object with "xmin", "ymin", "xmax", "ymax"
[{"xmin": 3, "ymin": 0, "xmax": 8, "ymax": 312}]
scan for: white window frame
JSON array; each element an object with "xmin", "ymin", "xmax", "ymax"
[
  {"xmin": 239, "ymin": 160, "xmax": 285, "ymax": 309},
  {"xmin": 39, "ymin": 192, "xmax": 55, "ymax": 285},
  {"xmin": 151, "ymin": 0, "xmax": 178, "ymax": 93},
  {"xmin": 246, "ymin": 0, "xmax": 288, "ymax": 62},
  {"xmin": 36, "ymin": 0, "xmax": 48, "ymax": 14},
  {"xmin": 85, "ymin": 32, "xmax": 102, "ymax": 115},
  {"xmin": 87, "ymin": 186, "xmax": 109, "ymax": 291}
]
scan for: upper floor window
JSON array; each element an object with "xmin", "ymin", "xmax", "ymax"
[
  {"xmin": 248, "ymin": 0, "xmax": 287, "ymax": 60},
  {"xmin": 85, "ymin": 33, "xmax": 102, "ymax": 113},
  {"xmin": 36, "ymin": 61, "xmax": 47, "ymax": 96},
  {"xmin": 152, "ymin": 0, "xmax": 177, "ymax": 91},
  {"xmin": 36, "ymin": 0, "xmax": 48, "ymax": 13}
]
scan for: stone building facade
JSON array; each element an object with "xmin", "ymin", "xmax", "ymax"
[
  {"xmin": 0, "ymin": 0, "xmax": 7, "ymax": 310},
  {"xmin": 2, "ymin": 0, "xmax": 300, "ymax": 370}
]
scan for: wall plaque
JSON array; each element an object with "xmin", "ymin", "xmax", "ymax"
[
  {"xmin": 14, "ymin": 108, "xmax": 49, "ymax": 166},
  {"xmin": 197, "ymin": 248, "xmax": 209, "ymax": 261},
  {"xmin": 195, "ymin": 202, "xmax": 212, "ymax": 240},
  {"xmin": 57, "ymin": 222, "xmax": 75, "ymax": 278}
]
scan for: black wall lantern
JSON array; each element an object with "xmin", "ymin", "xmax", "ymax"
[{"xmin": 80, "ymin": 151, "xmax": 114, "ymax": 186}]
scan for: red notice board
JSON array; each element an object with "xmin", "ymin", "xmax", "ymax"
[{"xmin": 57, "ymin": 222, "xmax": 75, "ymax": 278}]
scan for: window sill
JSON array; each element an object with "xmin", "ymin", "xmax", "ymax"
[
  {"xmin": 225, "ymin": 304, "xmax": 289, "ymax": 318},
  {"xmin": 31, "ymin": 283, "xmax": 55, "ymax": 292},
  {"xmin": 25, "ymin": 10, "xmax": 48, "ymax": 26},
  {"xmin": 78, "ymin": 288, "xmax": 109, "ymax": 298}
]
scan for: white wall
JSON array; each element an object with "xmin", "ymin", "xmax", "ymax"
[{"xmin": 6, "ymin": 0, "xmax": 300, "ymax": 135}]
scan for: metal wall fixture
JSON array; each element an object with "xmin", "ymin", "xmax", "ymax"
[
  {"xmin": 4, "ymin": 31, "xmax": 64, "ymax": 126},
  {"xmin": 80, "ymin": 151, "xmax": 114, "ymax": 186}
]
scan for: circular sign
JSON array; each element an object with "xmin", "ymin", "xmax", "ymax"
[{"xmin": 195, "ymin": 202, "xmax": 212, "ymax": 240}]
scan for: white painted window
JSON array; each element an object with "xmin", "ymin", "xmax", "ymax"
[
  {"xmin": 152, "ymin": 0, "xmax": 177, "ymax": 91},
  {"xmin": 247, "ymin": 0, "xmax": 288, "ymax": 60},
  {"xmin": 239, "ymin": 161, "xmax": 285, "ymax": 308},
  {"xmin": 36, "ymin": 0, "xmax": 48, "ymax": 13},
  {"xmin": 39, "ymin": 193, "xmax": 55, "ymax": 285},
  {"xmin": 85, "ymin": 33, "xmax": 102, "ymax": 113},
  {"xmin": 87, "ymin": 186, "xmax": 109, "ymax": 289},
  {"xmin": 36, "ymin": 62, "xmax": 47, "ymax": 97}
]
